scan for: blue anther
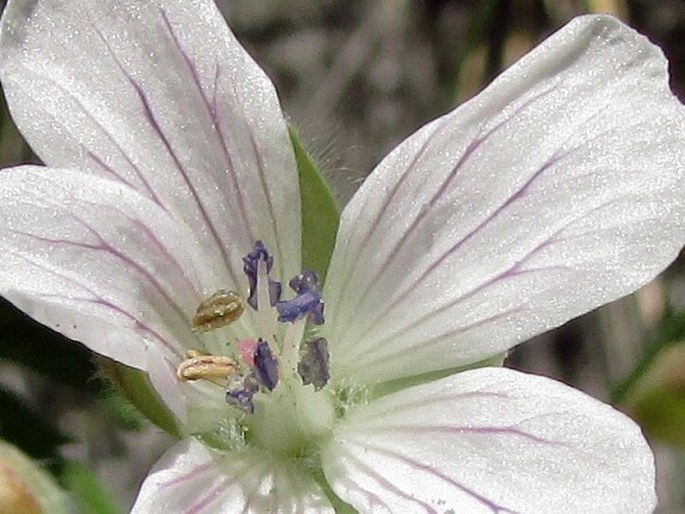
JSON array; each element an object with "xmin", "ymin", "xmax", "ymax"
[
  {"xmin": 276, "ymin": 289, "xmax": 324, "ymax": 325},
  {"xmin": 289, "ymin": 269, "xmax": 319, "ymax": 294},
  {"xmin": 253, "ymin": 339, "xmax": 279, "ymax": 391},
  {"xmin": 242, "ymin": 241, "xmax": 282, "ymax": 310},
  {"xmin": 276, "ymin": 270, "xmax": 325, "ymax": 325}
]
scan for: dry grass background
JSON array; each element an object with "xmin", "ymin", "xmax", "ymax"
[{"xmin": 1, "ymin": 0, "xmax": 685, "ymax": 511}]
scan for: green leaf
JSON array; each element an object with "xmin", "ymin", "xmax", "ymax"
[
  {"xmin": 289, "ymin": 127, "xmax": 340, "ymax": 282},
  {"xmin": 60, "ymin": 460, "xmax": 121, "ymax": 514}
]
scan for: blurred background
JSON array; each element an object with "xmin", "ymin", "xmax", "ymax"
[{"xmin": 1, "ymin": 0, "xmax": 685, "ymax": 512}]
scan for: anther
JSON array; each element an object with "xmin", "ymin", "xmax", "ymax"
[
  {"xmin": 242, "ymin": 241, "xmax": 282, "ymax": 309},
  {"xmin": 276, "ymin": 270, "xmax": 324, "ymax": 325},
  {"xmin": 176, "ymin": 354, "xmax": 238, "ymax": 384},
  {"xmin": 253, "ymin": 339, "xmax": 279, "ymax": 391},
  {"xmin": 297, "ymin": 338, "xmax": 330, "ymax": 391},
  {"xmin": 191, "ymin": 290, "xmax": 245, "ymax": 332}
]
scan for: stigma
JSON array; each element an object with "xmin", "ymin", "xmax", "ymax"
[{"xmin": 177, "ymin": 241, "xmax": 331, "ymax": 414}]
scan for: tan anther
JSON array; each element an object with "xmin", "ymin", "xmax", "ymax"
[
  {"xmin": 192, "ymin": 290, "xmax": 245, "ymax": 333},
  {"xmin": 176, "ymin": 355, "xmax": 238, "ymax": 384}
]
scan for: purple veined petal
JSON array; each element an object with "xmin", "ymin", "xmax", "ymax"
[
  {"xmin": 323, "ymin": 14, "xmax": 685, "ymax": 385},
  {"xmin": 132, "ymin": 437, "xmax": 334, "ymax": 514},
  {"xmin": 0, "ymin": 166, "xmax": 235, "ymax": 369},
  {"xmin": 322, "ymin": 367, "xmax": 656, "ymax": 514},
  {"xmin": 0, "ymin": 0, "xmax": 301, "ymax": 292}
]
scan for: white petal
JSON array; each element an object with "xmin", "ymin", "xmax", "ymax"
[
  {"xmin": 0, "ymin": 0, "xmax": 300, "ymax": 289},
  {"xmin": 132, "ymin": 438, "xmax": 333, "ymax": 514},
  {"xmin": 0, "ymin": 166, "xmax": 218, "ymax": 368},
  {"xmin": 322, "ymin": 367, "xmax": 655, "ymax": 513},
  {"xmin": 324, "ymin": 15, "xmax": 685, "ymax": 384}
]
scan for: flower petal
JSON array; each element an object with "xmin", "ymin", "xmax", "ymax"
[
  {"xmin": 323, "ymin": 15, "xmax": 685, "ymax": 384},
  {"xmin": 0, "ymin": 166, "xmax": 220, "ymax": 368},
  {"xmin": 322, "ymin": 367, "xmax": 655, "ymax": 513},
  {"xmin": 0, "ymin": 0, "xmax": 301, "ymax": 288},
  {"xmin": 132, "ymin": 438, "xmax": 333, "ymax": 513}
]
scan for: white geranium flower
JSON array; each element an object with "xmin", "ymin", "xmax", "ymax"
[{"xmin": 1, "ymin": 0, "xmax": 683, "ymax": 512}]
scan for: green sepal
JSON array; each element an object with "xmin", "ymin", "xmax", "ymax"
[
  {"xmin": 289, "ymin": 126, "xmax": 340, "ymax": 282},
  {"xmin": 97, "ymin": 357, "xmax": 181, "ymax": 438}
]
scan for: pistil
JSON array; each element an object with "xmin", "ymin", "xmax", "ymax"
[{"xmin": 178, "ymin": 241, "xmax": 332, "ymax": 417}]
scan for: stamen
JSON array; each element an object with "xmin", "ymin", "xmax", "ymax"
[
  {"xmin": 176, "ymin": 354, "xmax": 238, "ymax": 384},
  {"xmin": 242, "ymin": 241, "xmax": 282, "ymax": 310},
  {"xmin": 297, "ymin": 338, "xmax": 330, "ymax": 391},
  {"xmin": 276, "ymin": 270, "xmax": 324, "ymax": 325},
  {"xmin": 255, "ymin": 258, "xmax": 279, "ymax": 340},
  {"xmin": 253, "ymin": 339, "xmax": 279, "ymax": 391},
  {"xmin": 191, "ymin": 290, "xmax": 245, "ymax": 332}
]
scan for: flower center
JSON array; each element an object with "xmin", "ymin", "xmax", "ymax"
[{"xmin": 176, "ymin": 241, "xmax": 333, "ymax": 456}]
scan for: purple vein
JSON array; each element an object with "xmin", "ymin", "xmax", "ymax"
[
  {"xmin": 40, "ymin": 290, "xmax": 177, "ymax": 356},
  {"xmin": 9, "ymin": 246, "xmax": 179, "ymax": 355},
  {"xmin": 328, "ymin": 116, "xmax": 450, "ymax": 336},
  {"xmin": 351, "ymin": 268, "xmax": 568, "ymax": 368},
  {"xmin": 159, "ymin": 461, "xmax": 215, "ymax": 489},
  {"xmin": 128, "ymin": 217, "xmax": 201, "ymax": 299},
  {"xmin": 245, "ymin": 127, "xmax": 286, "ymax": 272},
  {"xmin": 31, "ymin": 69, "xmax": 163, "ymax": 206},
  {"xmin": 373, "ymin": 425, "xmax": 564, "ymax": 446},
  {"xmin": 345, "ymin": 149, "xmax": 570, "ymax": 349},
  {"xmin": 210, "ymin": 63, "xmax": 221, "ymax": 119},
  {"xmin": 85, "ymin": 151, "xmax": 140, "ymax": 195},
  {"xmin": 338, "ymin": 477, "xmax": 391, "ymax": 512},
  {"xmin": 345, "ymin": 230, "xmax": 564, "ymax": 364},
  {"xmin": 338, "ymin": 85, "xmax": 560, "ymax": 334},
  {"xmin": 358, "ymin": 391, "xmax": 510, "ymax": 421},
  {"xmin": 342, "ymin": 448, "xmax": 439, "ymax": 513},
  {"xmin": 12, "ymin": 213, "xmax": 192, "ymax": 329},
  {"xmin": 352, "ymin": 441, "xmax": 519, "ymax": 514},
  {"xmin": 91, "ymin": 23, "xmax": 237, "ymax": 285},
  {"xmin": 159, "ymin": 9, "xmax": 257, "ymax": 254},
  {"xmin": 185, "ymin": 476, "xmax": 232, "ymax": 514},
  {"xmin": 352, "ymin": 307, "xmax": 524, "ymax": 372},
  {"xmin": 183, "ymin": 457, "xmax": 259, "ymax": 514}
]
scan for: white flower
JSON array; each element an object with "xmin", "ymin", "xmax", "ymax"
[{"xmin": 1, "ymin": 0, "xmax": 684, "ymax": 512}]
